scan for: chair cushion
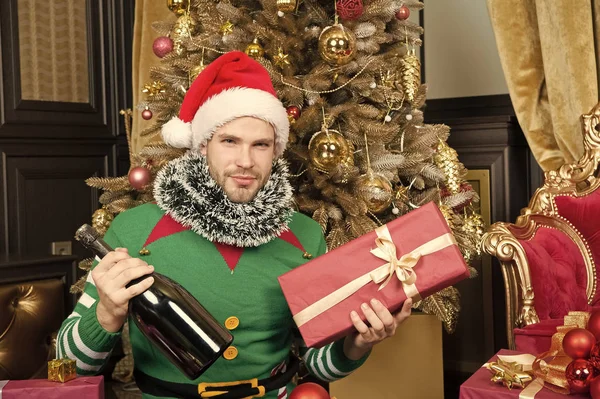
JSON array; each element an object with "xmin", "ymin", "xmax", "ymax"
[
  {"xmin": 513, "ymin": 318, "xmax": 564, "ymax": 354},
  {"xmin": 554, "ymin": 190, "xmax": 600, "ymax": 304},
  {"xmin": 517, "ymin": 227, "xmax": 590, "ymax": 321}
]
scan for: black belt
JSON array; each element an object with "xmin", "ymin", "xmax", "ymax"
[{"xmin": 134, "ymin": 355, "xmax": 299, "ymax": 399}]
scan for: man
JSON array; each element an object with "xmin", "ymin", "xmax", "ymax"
[{"xmin": 56, "ymin": 51, "xmax": 412, "ymax": 399}]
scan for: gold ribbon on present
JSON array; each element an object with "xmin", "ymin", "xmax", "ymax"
[
  {"xmin": 292, "ymin": 225, "xmax": 458, "ymax": 327},
  {"xmin": 484, "ymin": 311, "xmax": 591, "ymax": 398}
]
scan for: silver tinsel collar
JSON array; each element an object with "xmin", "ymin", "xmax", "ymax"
[{"xmin": 153, "ymin": 151, "xmax": 294, "ymax": 247}]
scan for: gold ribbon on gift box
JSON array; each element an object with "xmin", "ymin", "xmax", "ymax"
[
  {"xmin": 485, "ymin": 311, "xmax": 590, "ymax": 398},
  {"xmin": 293, "ymin": 225, "xmax": 458, "ymax": 327}
]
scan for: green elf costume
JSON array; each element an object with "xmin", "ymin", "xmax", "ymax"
[{"xmin": 55, "ymin": 51, "xmax": 369, "ymax": 399}]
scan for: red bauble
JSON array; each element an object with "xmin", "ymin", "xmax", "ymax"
[
  {"xmin": 588, "ymin": 310, "xmax": 600, "ymax": 341},
  {"xmin": 153, "ymin": 36, "xmax": 174, "ymax": 58},
  {"xmin": 563, "ymin": 328, "xmax": 596, "ymax": 359},
  {"xmin": 395, "ymin": 5, "xmax": 410, "ymax": 20},
  {"xmin": 128, "ymin": 166, "xmax": 151, "ymax": 190},
  {"xmin": 141, "ymin": 108, "xmax": 153, "ymax": 120},
  {"xmin": 336, "ymin": 0, "xmax": 364, "ymax": 20},
  {"xmin": 590, "ymin": 376, "xmax": 600, "ymax": 398},
  {"xmin": 286, "ymin": 105, "xmax": 301, "ymax": 121},
  {"xmin": 289, "ymin": 383, "xmax": 330, "ymax": 399},
  {"xmin": 566, "ymin": 358, "xmax": 596, "ymax": 393}
]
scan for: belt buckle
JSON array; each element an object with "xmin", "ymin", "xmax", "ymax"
[{"xmin": 198, "ymin": 378, "xmax": 266, "ymax": 398}]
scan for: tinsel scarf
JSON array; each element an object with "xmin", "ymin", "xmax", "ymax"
[{"xmin": 153, "ymin": 151, "xmax": 294, "ymax": 247}]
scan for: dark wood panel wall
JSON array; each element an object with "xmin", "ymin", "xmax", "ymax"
[{"xmin": 0, "ymin": 0, "xmax": 134, "ymax": 260}]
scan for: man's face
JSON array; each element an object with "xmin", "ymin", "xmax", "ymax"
[{"xmin": 200, "ymin": 117, "xmax": 276, "ymax": 203}]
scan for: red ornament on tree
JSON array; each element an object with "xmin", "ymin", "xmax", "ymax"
[
  {"xmin": 563, "ymin": 328, "xmax": 596, "ymax": 360},
  {"xmin": 128, "ymin": 166, "xmax": 151, "ymax": 190},
  {"xmin": 141, "ymin": 108, "xmax": 153, "ymax": 120},
  {"xmin": 153, "ymin": 36, "xmax": 174, "ymax": 58},
  {"xmin": 591, "ymin": 375, "xmax": 600, "ymax": 398},
  {"xmin": 286, "ymin": 105, "xmax": 301, "ymax": 121},
  {"xmin": 566, "ymin": 358, "xmax": 596, "ymax": 394},
  {"xmin": 395, "ymin": 5, "xmax": 410, "ymax": 20},
  {"xmin": 289, "ymin": 383, "xmax": 330, "ymax": 399},
  {"xmin": 336, "ymin": 0, "xmax": 364, "ymax": 20},
  {"xmin": 588, "ymin": 310, "xmax": 600, "ymax": 341}
]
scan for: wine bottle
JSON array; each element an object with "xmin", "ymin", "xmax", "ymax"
[{"xmin": 75, "ymin": 224, "xmax": 234, "ymax": 380}]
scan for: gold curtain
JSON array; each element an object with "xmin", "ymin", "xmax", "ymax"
[
  {"xmin": 131, "ymin": 0, "xmax": 176, "ymax": 154},
  {"xmin": 17, "ymin": 0, "xmax": 89, "ymax": 103},
  {"xmin": 487, "ymin": 0, "xmax": 599, "ymax": 171}
]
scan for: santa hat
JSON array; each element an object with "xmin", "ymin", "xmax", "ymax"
[{"xmin": 161, "ymin": 51, "xmax": 289, "ymax": 157}]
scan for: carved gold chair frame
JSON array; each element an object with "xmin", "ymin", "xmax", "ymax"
[{"xmin": 482, "ymin": 103, "xmax": 600, "ymax": 349}]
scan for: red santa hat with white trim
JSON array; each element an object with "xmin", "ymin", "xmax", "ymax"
[{"xmin": 161, "ymin": 51, "xmax": 289, "ymax": 157}]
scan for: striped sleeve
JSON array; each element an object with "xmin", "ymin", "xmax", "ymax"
[
  {"xmin": 300, "ymin": 339, "xmax": 369, "ymax": 382},
  {"xmin": 55, "ymin": 226, "xmax": 123, "ymax": 375},
  {"xmin": 297, "ymin": 233, "xmax": 370, "ymax": 381}
]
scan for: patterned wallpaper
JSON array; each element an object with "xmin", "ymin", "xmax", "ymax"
[{"xmin": 17, "ymin": 0, "xmax": 89, "ymax": 103}]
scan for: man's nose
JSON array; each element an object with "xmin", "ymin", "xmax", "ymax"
[{"xmin": 236, "ymin": 146, "xmax": 254, "ymax": 169}]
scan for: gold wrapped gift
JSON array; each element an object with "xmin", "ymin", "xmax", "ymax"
[{"xmin": 48, "ymin": 358, "xmax": 76, "ymax": 383}]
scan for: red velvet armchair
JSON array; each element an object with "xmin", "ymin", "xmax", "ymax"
[{"xmin": 482, "ymin": 103, "xmax": 600, "ymax": 354}]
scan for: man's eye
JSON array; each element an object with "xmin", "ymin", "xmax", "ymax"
[
  {"xmin": 223, "ymin": 139, "xmax": 235, "ymax": 144},
  {"xmin": 256, "ymin": 143, "xmax": 270, "ymax": 147}
]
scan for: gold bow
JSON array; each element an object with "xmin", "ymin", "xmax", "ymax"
[
  {"xmin": 370, "ymin": 235, "xmax": 420, "ymax": 290},
  {"xmin": 486, "ymin": 357, "xmax": 534, "ymax": 389}
]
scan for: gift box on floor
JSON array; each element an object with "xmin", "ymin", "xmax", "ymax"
[
  {"xmin": 459, "ymin": 350, "xmax": 589, "ymax": 399},
  {"xmin": 0, "ymin": 376, "xmax": 104, "ymax": 399},
  {"xmin": 278, "ymin": 201, "xmax": 470, "ymax": 348}
]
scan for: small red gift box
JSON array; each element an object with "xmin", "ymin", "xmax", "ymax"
[
  {"xmin": 0, "ymin": 376, "xmax": 104, "ymax": 399},
  {"xmin": 278, "ymin": 201, "xmax": 470, "ymax": 348}
]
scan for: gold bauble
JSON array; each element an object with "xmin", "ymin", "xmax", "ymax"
[
  {"xmin": 277, "ymin": 0, "xmax": 297, "ymax": 13},
  {"xmin": 318, "ymin": 23, "xmax": 357, "ymax": 66},
  {"xmin": 167, "ymin": 0, "xmax": 189, "ymax": 16},
  {"xmin": 91, "ymin": 207, "xmax": 114, "ymax": 236},
  {"xmin": 308, "ymin": 129, "xmax": 351, "ymax": 172},
  {"xmin": 189, "ymin": 62, "xmax": 207, "ymax": 81},
  {"xmin": 172, "ymin": 13, "xmax": 196, "ymax": 55},
  {"xmin": 245, "ymin": 38, "xmax": 265, "ymax": 59},
  {"xmin": 356, "ymin": 172, "xmax": 393, "ymax": 213}
]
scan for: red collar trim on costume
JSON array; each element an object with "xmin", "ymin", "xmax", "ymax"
[
  {"xmin": 143, "ymin": 214, "xmax": 306, "ymax": 272},
  {"xmin": 143, "ymin": 214, "xmax": 191, "ymax": 248}
]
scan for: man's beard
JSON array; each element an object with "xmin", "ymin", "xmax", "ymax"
[{"xmin": 207, "ymin": 159, "xmax": 270, "ymax": 203}]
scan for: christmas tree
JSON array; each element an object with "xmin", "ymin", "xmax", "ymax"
[{"xmin": 79, "ymin": 0, "xmax": 484, "ymax": 337}]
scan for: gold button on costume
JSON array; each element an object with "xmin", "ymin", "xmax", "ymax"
[
  {"xmin": 225, "ymin": 316, "xmax": 239, "ymax": 330},
  {"xmin": 223, "ymin": 346, "xmax": 238, "ymax": 360}
]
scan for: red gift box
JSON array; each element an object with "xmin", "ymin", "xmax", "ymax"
[
  {"xmin": 459, "ymin": 350, "xmax": 589, "ymax": 399},
  {"xmin": 278, "ymin": 201, "xmax": 470, "ymax": 348},
  {"xmin": 0, "ymin": 376, "xmax": 104, "ymax": 399}
]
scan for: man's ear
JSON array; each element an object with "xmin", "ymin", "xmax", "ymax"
[{"xmin": 199, "ymin": 142, "xmax": 207, "ymax": 156}]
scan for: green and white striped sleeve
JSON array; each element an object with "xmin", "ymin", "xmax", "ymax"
[
  {"xmin": 55, "ymin": 227, "xmax": 123, "ymax": 375},
  {"xmin": 300, "ymin": 339, "xmax": 370, "ymax": 382}
]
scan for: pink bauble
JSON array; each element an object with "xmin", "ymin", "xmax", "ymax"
[
  {"xmin": 395, "ymin": 5, "xmax": 410, "ymax": 20},
  {"xmin": 141, "ymin": 108, "xmax": 153, "ymax": 120},
  {"xmin": 128, "ymin": 166, "xmax": 151, "ymax": 190},
  {"xmin": 153, "ymin": 36, "xmax": 173, "ymax": 58}
]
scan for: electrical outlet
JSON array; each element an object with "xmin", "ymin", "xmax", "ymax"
[{"xmin": 51, "ymin": 241, "xmax": 72, "ymax": 255}]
